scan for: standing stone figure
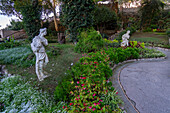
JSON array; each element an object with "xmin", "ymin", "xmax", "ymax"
[
  {"xmin": 121, "ymin": 30, "xmax": 130, "ymax": 47},
  {"xmin": 31, "ymin": 28, "xmax": 49, "ymax": 81}
]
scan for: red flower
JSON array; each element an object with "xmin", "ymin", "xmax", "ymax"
[
  {"xmin": 69, "ymin": 103, "xmax": 73, "ymax": 106},
  {"xmin": 94, "ymin": 103, "xmax": 97, "ymax": 106},
  {"xmin": 116, "ymin": 92, "xmax": 118, "ymax": 94},
  {"xmin": 93, "ymin": 94, "xmax": 96, "ymax": 96},
  {"xmin": 82, "ymin": 77, "xmax": 86, "ymax": 79},
  {"xmin": 92, "ymin": 108, "xmax": 96, "ymax": 111},
  {"xmin": 62, "ymin": 106, "xmax": 65, "ymax": 109},
  {"xmin": 99, "ymin": 99, "xmax": 103, "ymax": 102},
  {"xmin": 77, "ymin": 81, "xmax": 79, "ymax": 84},
  {"xmin": 82, "ymin": 84, "xmax": 85, "ymax": 87},
  {"xmin": 94, "ymin": 62, "xmax": 98, "ymax": 64},
  {"xmin": 89, "ymin": 106, "xmax": 92, "ymax": 109}
]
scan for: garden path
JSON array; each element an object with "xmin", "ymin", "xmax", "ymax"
[{"xmin": 119, "ymin": 49, "xmax": 170, "ymax": 113}]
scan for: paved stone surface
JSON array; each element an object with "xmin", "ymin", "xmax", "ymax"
[{"xmin": 120, "ymin": 50, "xmax": 170, "ymax": 113}]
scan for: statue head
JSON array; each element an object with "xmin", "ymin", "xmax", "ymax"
[
  {"xmin": 39, "ymin": 28, "xmax": 47, "ymax": 36},
  {"xmin": 127, "ymin": 30, "xmax": 130, "ymax": 35}
]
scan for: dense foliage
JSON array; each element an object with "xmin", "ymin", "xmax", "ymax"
[
  {"xmin": 140, "ymin": 0, "xmax": 165, "ymax": 28},
  {"xmin": 93, "ymin": 6, "xmax": 117, "ymax": 33},
  {"xmin": 75, "ymin": 29, "xmax": 104, "ymax": 53},
  {"xmin": 60, "ymin": 0, "xmax": 95, "ymax": 42},
  {"xmin": 104, "ymin": 39, "xmax": 120, "ymax": 48},
  {"xmin": 14, "ymin": 0, "xmax": 42, "ymax": 40}
]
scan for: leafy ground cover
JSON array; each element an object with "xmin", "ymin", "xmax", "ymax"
[{"xmin": 0, "ymin": 75, "xmax": 66, "ymax": 112}]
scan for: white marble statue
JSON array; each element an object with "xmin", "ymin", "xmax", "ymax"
[
  {"xmin": 121, "ymin": 30, "xmax": 130, "ymax": 47},
  {"xmin": 31, "ymin": 28, "xmax": 49, "ymax": 81}
]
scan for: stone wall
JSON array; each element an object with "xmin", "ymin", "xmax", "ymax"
[{"xmin": 0, "ymin": 29, "xmax": 27, "ymax": 40}]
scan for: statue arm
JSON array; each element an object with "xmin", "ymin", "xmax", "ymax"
[{"xmin": 42, "ymin": 38, "xmax": 48, "ymax": 46}]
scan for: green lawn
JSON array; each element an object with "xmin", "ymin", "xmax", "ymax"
[
  {"xmin": 3, "ymin": 43, "xmax": 82, "ymax": 94},
  {"xmin": 130, "ymin": 32, "xmax": 169, "ymax": 45}
]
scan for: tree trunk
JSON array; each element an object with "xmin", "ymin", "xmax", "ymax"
[{"xmin": 52, "ymin": 0, "xmax": 58, "ymax": 31}]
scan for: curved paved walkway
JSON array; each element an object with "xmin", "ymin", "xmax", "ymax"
[{"xmin": 119, "ymin": 50, "xmax": 170, "ymax": 113}]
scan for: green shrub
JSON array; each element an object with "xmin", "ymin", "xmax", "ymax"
[
  {"xmin": 150, "ymin": 24, "xmax": 158, "ymax": 29},
  {"xmin": 75, "ymin": 29, "xmax": 104, "ymax": 53},
  {"xmin": 126, "ymin": 26, "xmax": 136, "ymax": 35},
  {"xmin": 60, "ymin": 0, "xmax": 95, "ymax": 42},
  {"xmin": 143, "ymin": 27, "xmax": 152, "ymax": 32},
  {"xmin": 104, "ymin": 39, "xmax": 120, "ymax": 48},
  {"xmin": 129, "ymin": 41, "xmax": 145, "ymax": 48},
  {"xmin": 93, "ymin": 6, "xmax": 117, "ymax": 32}
]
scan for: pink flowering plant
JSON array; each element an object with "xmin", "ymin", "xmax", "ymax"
[
  {"xmin": 63, "ymin": 50, "xmax": 121, "ymax": 112},
  {"xmin": 54, "ymin": 47, "xmax": 142, "ymax": 112}
]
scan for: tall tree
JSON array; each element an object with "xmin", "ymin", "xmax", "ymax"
[
  {"xmin": 140, "ymin": 0, "xmax": 165, "ymax": 28},
  {"xmin": 59, "ymin": 0, "xmax": 95, "ymax": 42},
  {"xmin": 14, "ymin": 0, "xmax": 42, "ymax": 40}
]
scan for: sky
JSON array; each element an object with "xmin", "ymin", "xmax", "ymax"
[{"xmin": 0, "ymin": 15, "xmax": 19, "ymax": 29}]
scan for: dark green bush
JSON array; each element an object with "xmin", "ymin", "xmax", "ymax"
[
  {"xmin": 60, "ymin": 0, "xmax": 95, "ymax": 42},
  {"xmin": 75, "ymin": 29, "xmax": 104, "ymax": 53},
  {"xmin": 150, "ymin": 24, "xmax": 158, "ymax": 29},
  {"xmin": 126, "ymin": 26, "xmax": 136, "ymax": 35},
  {"xmin": 143, "ymin": 27, "xmax": 152, "ymax": 32},
  {"xmin": 93, "ymin": 6, "xmax": 117, "ymax": 32}
]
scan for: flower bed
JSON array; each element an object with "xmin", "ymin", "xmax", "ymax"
[{"xmin": 54, "ymin": 47, "xmax": 142, "ymax": 112}]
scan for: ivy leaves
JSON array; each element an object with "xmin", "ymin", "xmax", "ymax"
[{"xmin": 60, "ymin": 0, "xmax": 95, "ymax": 42}]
